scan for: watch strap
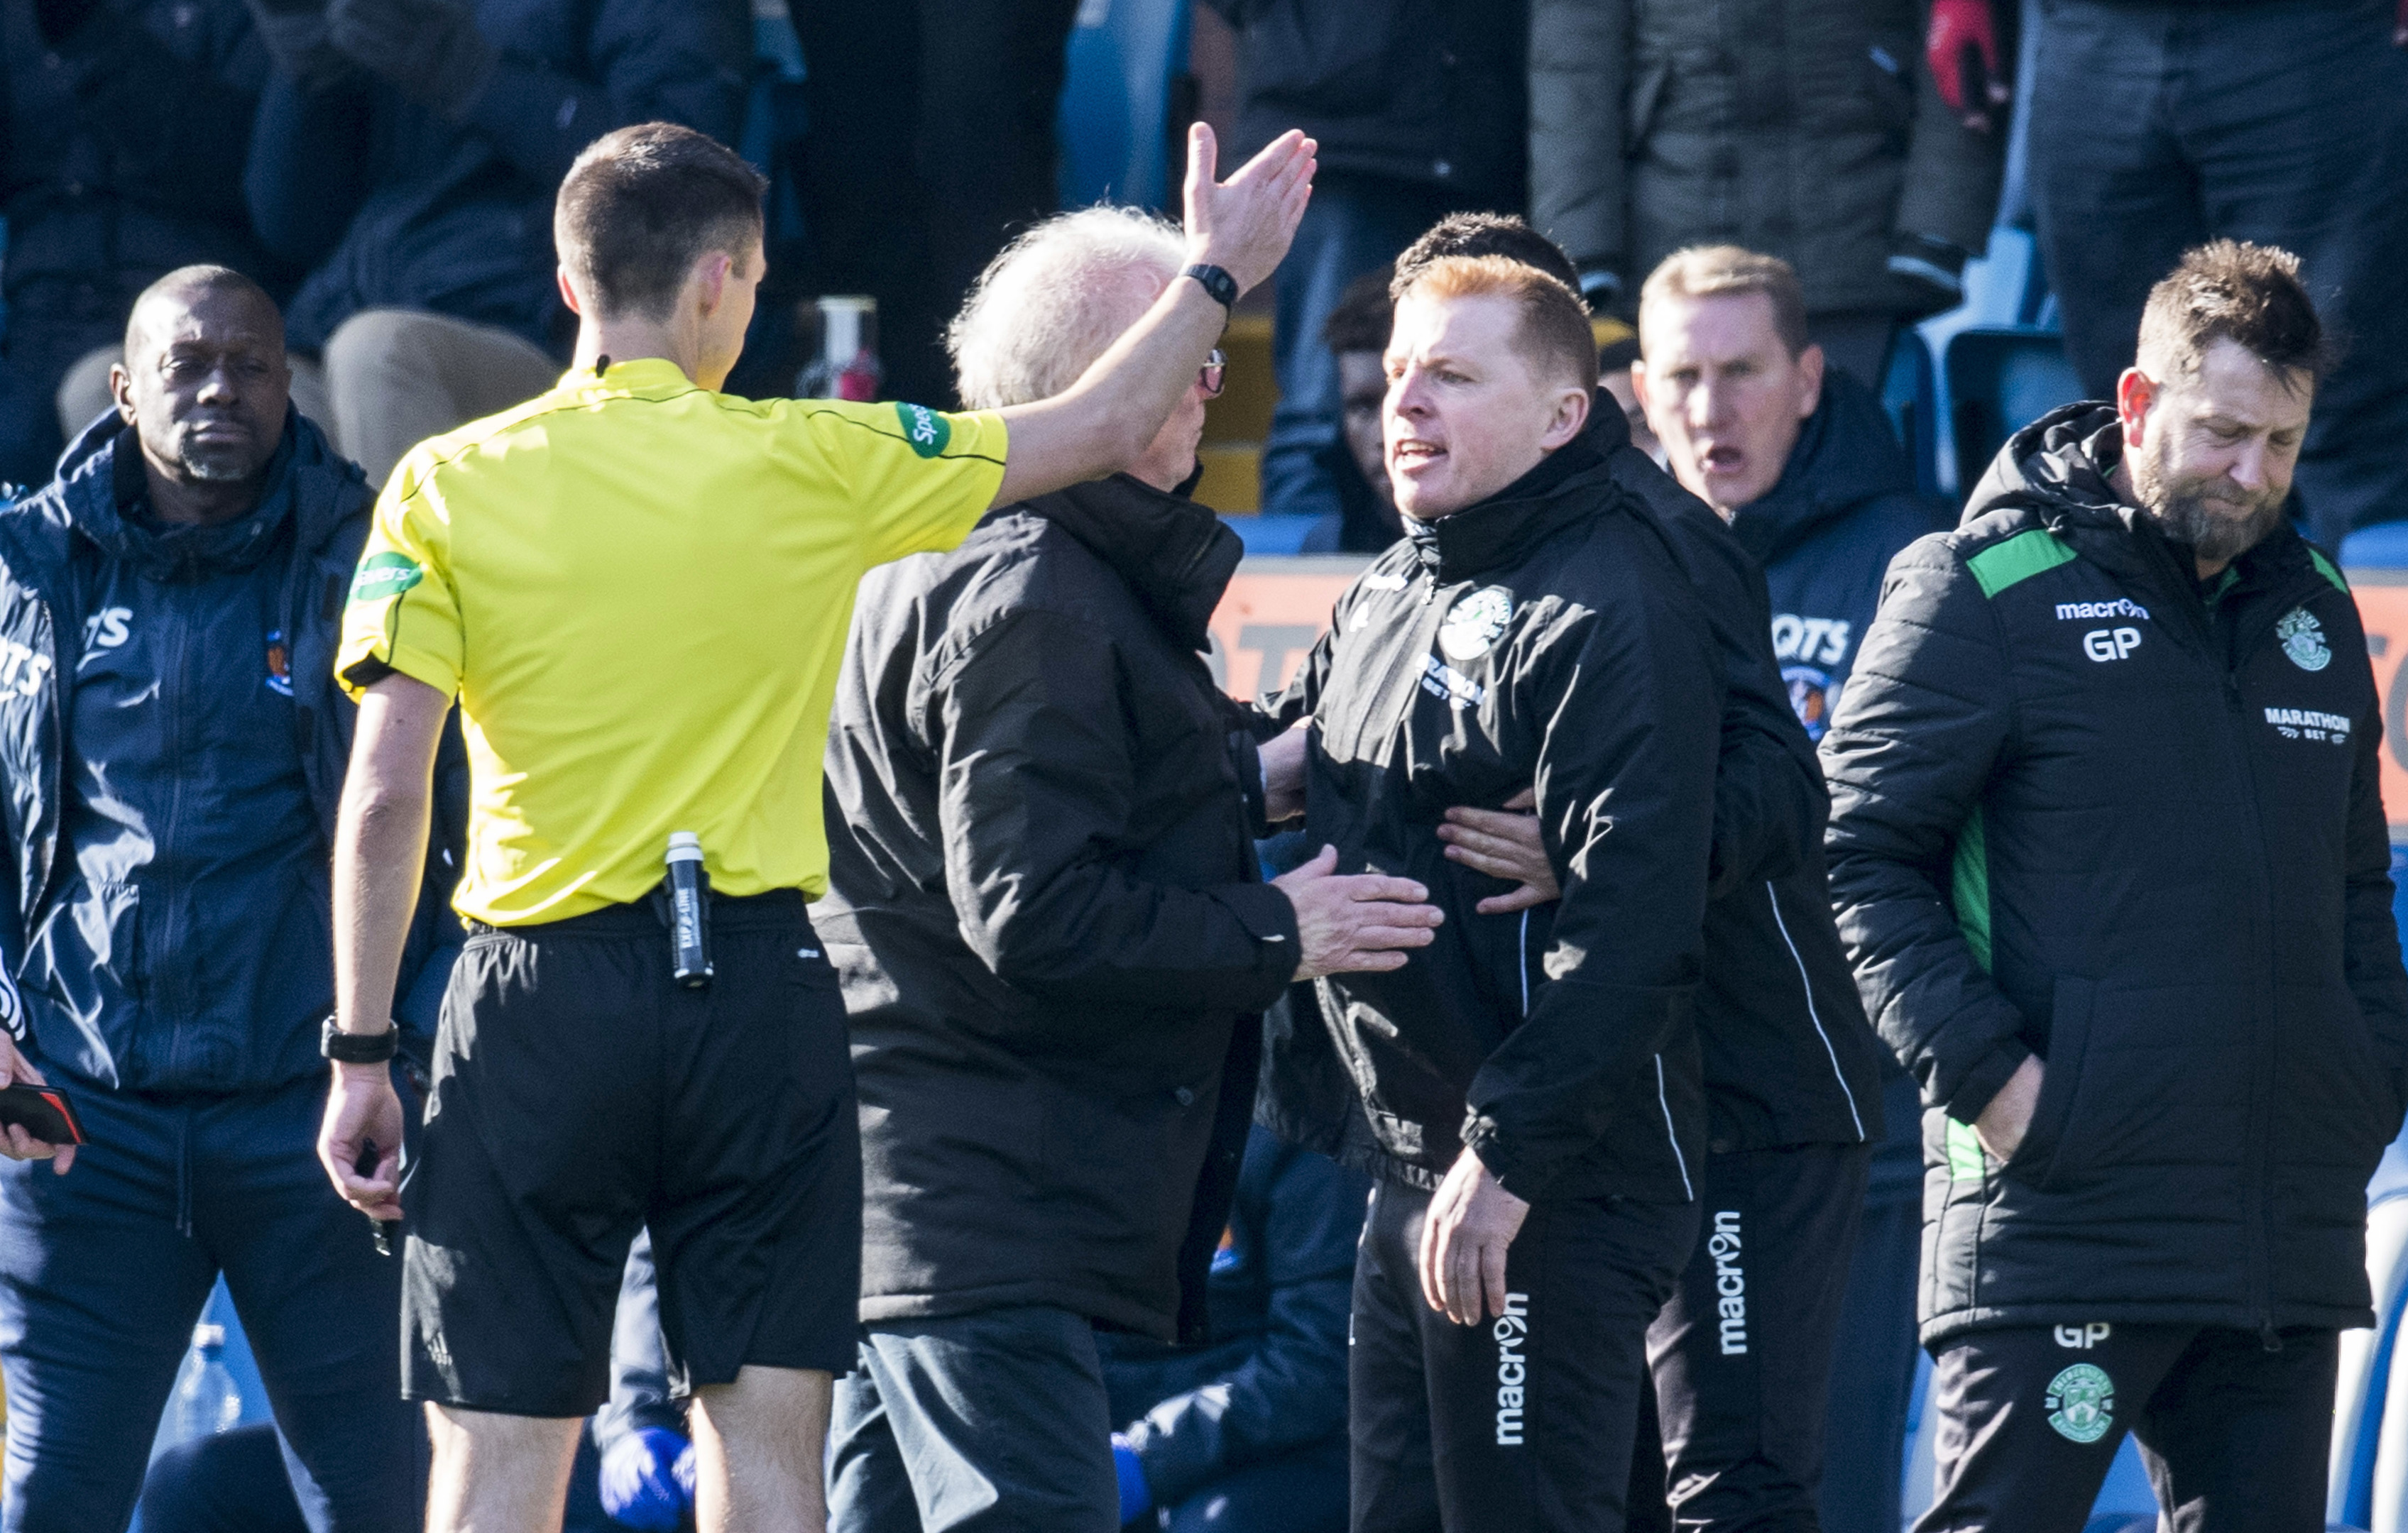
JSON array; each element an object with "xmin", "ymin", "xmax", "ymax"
[
  {"xmin": 1183, "ymin": 263, "xmax": 1239, "ymax": 314},
  {"xmin": 321, "ymin": 1016, "xmax": 399, "ymax": 1065}
]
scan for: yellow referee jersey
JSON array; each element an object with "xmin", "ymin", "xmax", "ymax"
[{"xmin": 336, "ymin": 358, "xmax": 1006, "ymax": 926}]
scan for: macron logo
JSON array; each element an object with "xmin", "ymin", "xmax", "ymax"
[
  {"xmin": 2057, "ymin": 598, "xmax": 2150, "ymax": 622},
  {"xmin": 1710, "ymin": 1209, "xmax": 1748, "ymax": 1354},
  {"xmin": 1494, "ymin": 1292, "xmax": 1531, "ymax": 1445}
]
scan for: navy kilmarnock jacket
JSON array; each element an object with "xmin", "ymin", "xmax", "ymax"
[
  {"xmin": 0, "ymin": 410, "xmax": 464, "ymax": 1092},
  {"xmin": 1726, "ymin": 369, "xmax": 1949, "ymax": 747},
  {"xmin": 245, "ymin": 0, "xmax": 750, "ymax": 353}
]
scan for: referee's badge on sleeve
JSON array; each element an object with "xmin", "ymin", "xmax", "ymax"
[{"xmin": 351, "ymin": 552, "xmax": 425, "ymax": 604}]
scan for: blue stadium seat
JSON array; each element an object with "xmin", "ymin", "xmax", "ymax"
[
  {"xmin": 1941, "ymin": 328, "xmax": 2086, "ymax": 495},
  {"xmin": 1228, "ymin": 513, "xmax": 1329, "ymax": 558},
  {"xmin": 2343, "ymin": 522, "xmax": 2408, "ymax": 570},
  {"xmin": 1880, "ymin": 331, "xmax": 1943, "ymax": 502},
  {"xmin": 1056, "ymin": 0, "xmax": 1192, "ymax": 210}
]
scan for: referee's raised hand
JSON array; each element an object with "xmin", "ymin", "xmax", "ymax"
[{"xmin": 1181, "ymin": 123, "xmax": 1317, "ymax": 300}]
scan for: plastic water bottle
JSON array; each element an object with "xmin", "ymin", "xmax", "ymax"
[
  {"xmin": 797, "ymin": 296, "xmax": 882, "ymax": 402},
  {"xmin": 167, "ymin": 1324, "xmax": 242, "ymax": 1442}
]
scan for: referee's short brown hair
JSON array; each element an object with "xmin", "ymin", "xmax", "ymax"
[{"xmin": 555, "ymin": 123, "xmax": 768, "ymax": 322}]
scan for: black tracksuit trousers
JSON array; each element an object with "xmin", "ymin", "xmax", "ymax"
[
  {"xmin": 1915, "ymin": 1323, "xmax": 2338, "ymax": 1533},
  {"xmin": 1627, "ymin": 1143, "xmax": 1870, "ymax": 1532},
  {"xmin": 1349, "ymin": 1180, "xmax": 1698, "ymax": 1533}
]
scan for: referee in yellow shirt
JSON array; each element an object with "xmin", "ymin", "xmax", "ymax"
[{"xmin": 314, "ymin": 120, "xmax": 1315, "ymax": 1532}]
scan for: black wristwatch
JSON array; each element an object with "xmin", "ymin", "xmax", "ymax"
[
  {"xmin": 321, "ymin": 1016, "xmax": 399, "ymax": 1065},
  {"xmin": 1183, "ymin": 263, "xmax": 1239, "ymax": 314}
]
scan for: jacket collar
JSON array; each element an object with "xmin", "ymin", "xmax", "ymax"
[
  {"xmin": 1727, "ymin": 370, "xmax": 1917, "ymax": 565},
  {"xmin": 1020, "ymin": 474, "xmax": 1244, "ymax": 654},
  {"xmin": 55, "ymin": 406, "xmax": 368, "ymax": 579},
  {"xmin": 1406, "ymin": 436, "xmax": 1607, "ymax": 585},
  {"xmin": 1964, "ymin": 400, "xmax": 2328, "ymax": 610}
]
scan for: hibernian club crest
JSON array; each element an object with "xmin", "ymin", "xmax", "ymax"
[
  {"xmin": 2045, "ymin": 1363, "xmax": 2115, "ymax": 1444},
  {"xmin": 2277, "ymin": 607, "xmax": 2332, "ymax": 672},
  {"xmin": 1438, "ymin": 586, "xmax": 1515, "ymax": 664}
]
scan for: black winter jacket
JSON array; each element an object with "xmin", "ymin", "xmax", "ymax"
[
  {"xmin": 1824, "ymin": 404, "xmax": 2408, "ymax": 1342},
  {"xmin": 819, "ymin": 476, "xmax": 1302, "ymax": 1345},
  {"xmin": 0, "ymin": 410, "xmax": 464, "ymax": 1088},
  {"xmin": 1099, "ymin": 1123, "xmax": 1367, "ymax": 1508},
  {"xmin": 0, "ymin": 0, "xmax": 273, "ymax": 405},
  {"xmin": 1260, "ymin": 442, "xmax": 1722, "ymax": 1202},
  {"xmin": 245, "ymin": 0, "xmax": 749, "ymax": 353},
  {"xmin": 1528, "ymin": 0, "xmax": 2003, "ymax": 315},
  {"xmin": 1725, "ymin": 370, "xmax": 1941, "ymax": 1183},
  {"xmin": 1592, "ymin": 400, "xmax": 1885, "ymax": 1155},
  {"xmin": 1205, "ymin": 0, "xmax": 1526, "ymax": 204}
]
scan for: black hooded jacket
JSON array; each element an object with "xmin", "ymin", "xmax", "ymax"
[
  {"xmin": 1258, "ymin": 441, "xmax": 1723, "ymax": 1202},
  {"xmin": 1591, "ymin": 397, "xmax": 1886, "ymax": 1155},
  {"xmin": 1823, "ymin": 403, "xmax": 2408, "ymax": 1342},
  {"xmin": 819, "ymin": 476, "xmax": 1301, "ymax": 1345}
]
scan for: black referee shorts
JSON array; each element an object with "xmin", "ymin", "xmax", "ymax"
[{"xmin": 399, "ymin": 889, "xmax": 860, "ymax": 1416}]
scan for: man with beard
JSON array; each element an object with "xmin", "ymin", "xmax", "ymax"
[
  {"xmin": 0, "ymin": 266, "xmax": 461, "ymax": 1533},
  {"xmin": 1822, "ymin": 238, "xmax": 2408, "ymax": 1529}
]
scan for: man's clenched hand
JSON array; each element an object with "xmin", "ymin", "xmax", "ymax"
[
  {"xmin": 1272, "ymin": 844, "xmax": 1443, "ymax": 979},
  {"xmin": 1182, "ymin": 123, "xmax": 1316, "ymax": 298},
  {"xmin": 1420, "ymin": 1145, "xmax": 1530, "ymax": 1325},
  {"xmin": 319, "ymin": 1062, "xmax": 405, "ymax": 1221}
]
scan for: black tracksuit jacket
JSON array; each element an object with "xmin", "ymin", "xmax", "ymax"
[
  {"xmin": 1258, "ymin": 441, "xmax": 1723, "ymax": 1202},
  {"xmin": 1590, "ymin": 405, "xmax": 1886, "ymax": 1156},
  {"xmin": 1823, "ymin": 403, "xmax": 2408, "ymax": 1343},
  {"xmin": 819, "ymin": 476, "xmax": 1299, "ymax": 1346}
]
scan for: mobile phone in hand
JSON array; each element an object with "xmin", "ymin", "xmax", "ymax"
[{"xmin": 0, "ymin": 1083, "xmax": 84, "ymax": 1146}]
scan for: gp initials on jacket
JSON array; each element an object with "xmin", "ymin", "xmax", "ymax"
[
  {"xmin": 0, "ymin": 636, "xmax": 53, "ymax": 698},
  {"xmin": 2083, "ymin": 627, "xmax": 2142, "ymax": 662}
]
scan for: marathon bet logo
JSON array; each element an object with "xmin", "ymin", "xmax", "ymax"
[
  {"xmin": 350, "ymin": 551, "xmax": 423, "ymax": 603},
  {"xmin": 2045, "ymin": 1362, "xmax": 2115, "ymax": 1444},
  {"xmin": 1709, "ymin": 1210, "xmax": 1747, "ymax": 1354},
  {"xmin": 1494, "ymin": 1292, "xmax": 1531, "ymax": 1445},
  {"xmin": 2265, "ymin": 706, "xmax": 2352, "ymax": 744},
  {"xmin": 2278, "ymin": 606, "xmax": 2332, "ymax": 671},
  {"xmin": 894, "ymin": 401, "xmax": 951, "ymax": 458}
]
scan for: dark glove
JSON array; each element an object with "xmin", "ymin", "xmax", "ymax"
[
  {"xmin": 244, "ymin": 0, "xmax": 356, "ymax": 94},
  {"xmin": 328, "ymin": 0, "xmax": 498, "ymax": 121},
  {"xmin": 597, "ymin": 1426, "xmax": 694, "ymax": 1532},
  {"xmin": 1111, "ymin": 1432, "xmax": 1154, "ymax": 1527},
  {"xmin": 1886, "ymin": 232, "xmax": 1971, "ymax": 316},
  {"xmin": 1925, "ymin": 0, "xmax": 2011, "ymax": 130}
]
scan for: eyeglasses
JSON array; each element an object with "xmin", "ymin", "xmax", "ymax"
[{"xmin": 1199, "ymin": 349, "xmax": 1226, "ymax": 398}]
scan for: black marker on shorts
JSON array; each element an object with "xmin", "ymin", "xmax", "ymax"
[{"xmin": 667, "ymin": 832, "xmax": 713, "ymax": 988}]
